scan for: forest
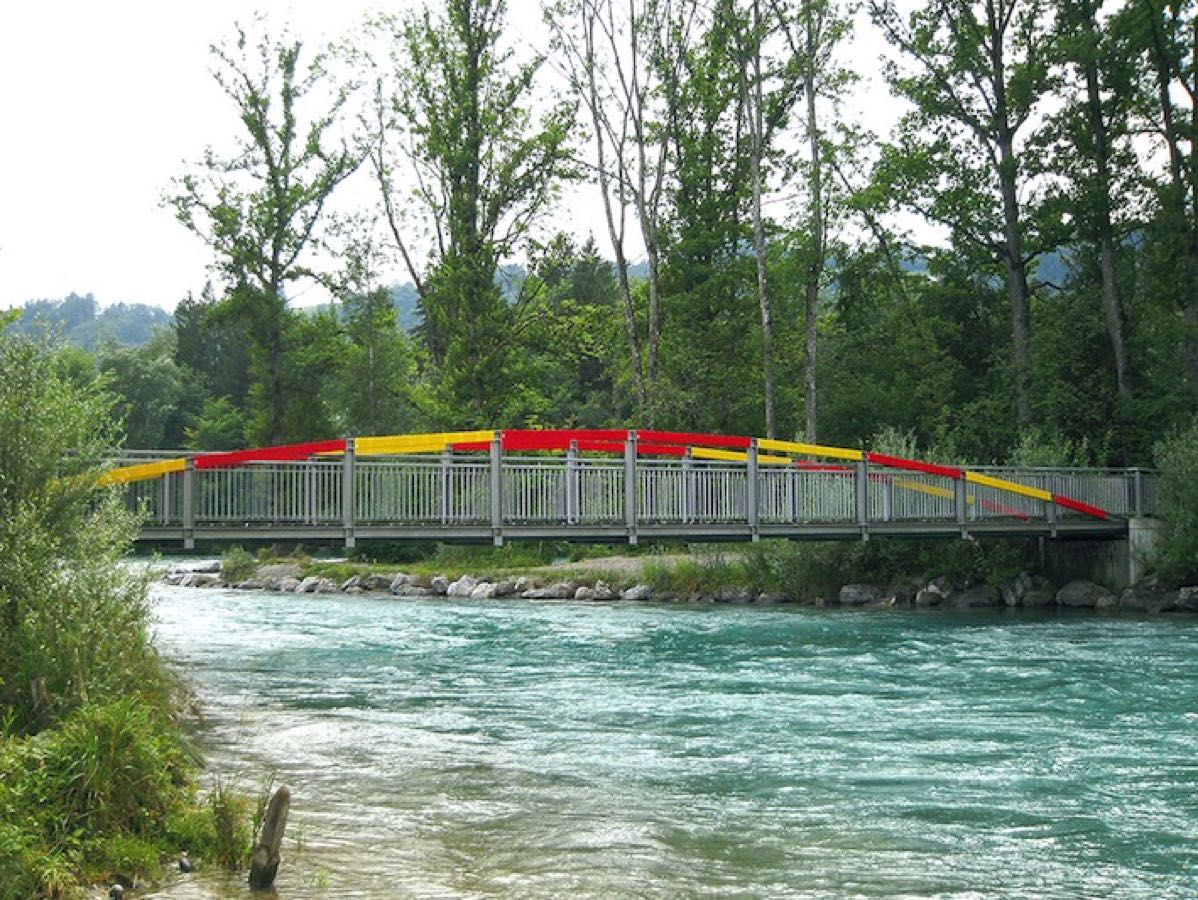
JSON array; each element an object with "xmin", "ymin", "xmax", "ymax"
[{"xmin": 12, "ymin": 0, "xmax": 1198, "ymax": 469}]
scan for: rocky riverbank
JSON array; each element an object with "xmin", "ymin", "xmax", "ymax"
[{"xmin": 163, "ymin": 561, "xmax": 1198, "ymax": 613}]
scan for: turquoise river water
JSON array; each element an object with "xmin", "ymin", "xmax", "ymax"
[{"xmin": 145, "ymin": 583, "xmax": 1198, "ymax": 898}]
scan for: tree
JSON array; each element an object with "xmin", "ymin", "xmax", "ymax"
[
  {"xmin": 98, "ymin": 330, "xmax": 200, "ymax": 449},
  {"xmin": 329, "ymin": 288, "xmax": 418, "ymax": 435},
  {"xmin": 547, "ymin": 0, "xmax": 699, "ymax": 424},
  {"xmin": 371, "ymin": 0, "xmax": 574, "ymax": 423},
  {"xmin": 170, "ymin": 21, "xmax": 361, "ymax": 444},
  {"xmin": 871, "ymin": 0, "xmax": 1055, "ymax": 426}
]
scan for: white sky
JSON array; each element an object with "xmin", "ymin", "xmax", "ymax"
[{"xmin": 0, "ymin": 0, "xmax": 898, "ymax": 311}]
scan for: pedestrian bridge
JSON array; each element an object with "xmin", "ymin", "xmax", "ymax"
[{"xmin": 100, "ymin": 429, "xmax": 1156, "ymax": 549}]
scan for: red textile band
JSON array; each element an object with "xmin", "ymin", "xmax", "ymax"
[
  {"xmin": 866, "ymin": 452, "xmax": 962, "ymax": 480},
  {"xmin": 637, "ymin": 430, "xmax": 751, "ymax": 450},
  {"xmin": 194, "ymin": 439, "xmax": 346, "ymax": 470},
  {"xmin": 1053, "ymin": 495, "xmax": 1109, "ymax": 520}
]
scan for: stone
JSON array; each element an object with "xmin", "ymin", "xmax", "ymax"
[
  {"xmin": 1021, "ymin": 589, "xmax": 1056, "ymax": 609},
  {"xmin": 523, "ymin": 582, "xmax": 577, "ymax": 600},
  {"xmin": 838, "ymin": 583, "xmax": 885, "ymax": 606},
  {"xmin": 621, "ymin": 584, "xmax": 653, "ymax": 601},
  {"xmin": 944, "ymin": 584, "xmax": 1001, "ymax": 609},
  {"xmin": 914, "ymin": 588, "xmax": 943, "ymax": 608},
  {"xmin": 277, "ymin": 576, "xmax": 301, "ymax": 593},
  {"xmin": 395, "ymin": 584, "xmax": 434, "ymax": 597},
  {"xmin": 390, "ymin": 573, "xmax": 415, "ymax": 592},
  {"xmin": 1001, "ymin": 572, "xmax": 1033, "ymax": 608},
  {"xmin": 514, "ymin": 576, "xmax": 535, "ymax": 594},
  {"xmin": 296, "ymin": 576, "xmax": 322, "ymax": 594},
  {"xmin": 574, "ymin": 586, "xmax": 596, "ymax": 601},
  {"xmin": 470, "ymin": 582, "xmax": 498, "ymax": 600},
  {"xmin": 447, "ymin": 575, "xmax": 478, "ymax": 597},
  {"xmin": 888, "ymin": 583, "xmax": 919, "ymax": 607},
  {"xmin": 1176, "ymin": 586, "xmax": 1198, "ymax": 612},
  {"xmin": 714, "ymin": 585, "xmax": 755, "ymax": 604},
  {"xmin": 757, "ymin": 592, "xmax": 790, "ymax": 605},
  {"xmin": 181, "ymin": 573, "xmax": 221, "ymax": 588},
  {"xmin": 360, "ymin": 574, "xmax": 394, "ymax": 592},
  {"xmin": 313, "ymin": 578, "xmax": 339, "ymax": 594},
  {"xmin": 344, "ymin": 586, "xmax": 364, "ymax": 596},
  {"xmin": 592, "ymin": 580, "xmax": 620, "ymax": 601},
  {"xmin": 1056, "ymin": 580, "xmax": 1115, "ymax": 609},
  {"xmin": 430, "ymin": 575, "xmax": 450, "ymax": 596},
  {"xmin": 257, "ymin": 562, "xmax": 301, "ymax": 581},
  {"xmin": 340, "ymin": 575, "xmax": 363, "ymax": 592},
  {"xmin": 493, "ymin": 580, "xmax": 518, "ymax": 597}
]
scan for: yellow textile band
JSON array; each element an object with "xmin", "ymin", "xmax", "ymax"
[
  {"xmin": 894, "ymin": 477, "xmax": 971, "ymax": 505},
  {"xmin": 96, "ymin": 457, "xmax": 186, "ymax": 486},
  {"xmin": 964, "ymin": 471, "xmax": 1052, "ymax": 502},
  {"xmin": 692, "ymin": 447, "xmax": 746, "ymax": 463},
  {"xmin": 757, "ymin": 438, "xmax": 863, "ymax": 461},
  {"xmin": 355, "ymin": 431, "xmax": 496, "ymax": 456}
]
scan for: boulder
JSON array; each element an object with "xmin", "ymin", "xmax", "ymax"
[
  {"xmin": 341, "ymin": 575, "xmax": 363, "ymax": 592},
  {"xmin": 344, "ymin": 587, "xmax": 364, "ymax": 596},
  {"xmin": 257, "ymin": 562, "xmax": 301, "ymax": 581},
  {"xmin": 513, "ymin": 576, "xmax": 535, "ymax": 594},
  {"xmin": 914, "ymin": 588, "xmax": 943, "ymax": 608},
  {"xmin": 757, "ymin": 592, "xmax": 790, "ymax": 605},
  {"xmin": 470, "ymin": 582, "xmax": 498, "ymax": 600},
  {"xmin": 447, "ymin": 575, "xmax": 479, "ymax": 598},
  {"xmin": 360, "ymin": 574, "xmax": 394, "ymax": 592},
  {"xmin": 714, "ymin": 585, "xmax": 755, "ymax": 604},
  {"xmin": 1001, "ymin": 572, "xmax": 1033, "ymax": 608},
  {"xmin": 313, "ymin": 578, "xmax": 340, "ymax": 594},
  {"xmin": 430, "ymin": 575, "xmax": 450, "ymax": 596},
  {"xmin": 1056, "ymin": 580, "xmax": 1115, "ymax": 609},
  {"xmin": 277, "ymin": 576, "xmax": 301, "ymax": 593},
  {"xmin": 181, "ymin": 573, "xmax": 221, "ymax": 588},
  {"xmin": 838, "ymin": 583, "xmax": 885, "ymax": 606},
  {"xmin": 888, "ymin": 582, "xmax": 919, "ymax": 607},
  {"xmin": 390, "ymin": 573, "xmax": 415, "ymax": 592},
  {"xmin": 493, "ymin": 580, "xmax": 518, "ymax": 598},
  {"xmin": 592, "ymin": 581, "xmax": 620, "ymax": 601},
  {"xmin": 621, "ymin": 584, "xmax": 653, "ymax": 601},
  {"xmin": 944, "ymin": 584, "xmax": 1001, "ymax": 609},
  {"xmin": 1021, "ymin": 589, "xmax": 1056, "ymax": 609},
  {"xmin": 296, "ymin": 576, "xmax": 322, "ymax": 594},
  {"xmin": 395, "ymin": 584, "xmax": 434, "ymax": 598},
  {"xmin": 574, "ymin": 586, "xmax": 596, "ymax": 602},
  {"xmin": 523, "ymin": 581, "xmax": 577, "ymax": 600},
  {"xmin": 1176, "ymin": 586, "xmax": 1198, "ymax": 612}
]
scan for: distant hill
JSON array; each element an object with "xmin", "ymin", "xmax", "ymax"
[{"xmin": 6, "ymin": 293, "xmax": 171, "ymax": 350}]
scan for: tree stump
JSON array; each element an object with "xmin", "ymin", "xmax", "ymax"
[{"xmin": 249, "ymin": 784, "xmax": 291, "ymax": 889}]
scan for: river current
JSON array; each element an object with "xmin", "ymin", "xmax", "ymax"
[{"xmin": 146, "ymin": 583, "xmax": 1198, "ymax": 898}]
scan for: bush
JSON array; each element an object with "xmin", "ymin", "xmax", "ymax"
[
  {"xmin": 220, "ymin": 545, "xmax": 258, "ymax": 583},
  {"xmin": 1152, "ymin": 417, "xmax": 1198, "ymax": 584}
]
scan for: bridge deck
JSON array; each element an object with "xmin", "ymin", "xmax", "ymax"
[{"xmin": 114, "ymin": 441, "xmax": 1151, "ymax": 548}]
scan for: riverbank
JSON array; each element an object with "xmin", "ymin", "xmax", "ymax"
[{"xmin": 163, "ymin": 553, "xmax": 1198, "ymax": 614}]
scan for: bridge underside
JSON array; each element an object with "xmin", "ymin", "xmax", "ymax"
[{"xmin": 136, "ymin": 519, "xmax": 1127, "ymax": 547}]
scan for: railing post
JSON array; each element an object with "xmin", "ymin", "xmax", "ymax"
[
  {"xmin": 683, "ymin": 449, "xmax": 694, "ymax": 524},
  {"xmin": 342, "ymin": 437, "xmax": 356, "ymax": 549},
  {"xmin": 747, "ymin": 439, "xmax": 759, "ymax": 541},
  {"xmin": 441, "ymin": 446, "xmax": 452, "ymax": 525},
  {"xmin": 182, "ymin": 457, "xmax": 195, "ymax": 550},
  {"xmin": 1133, "ymin": 468, "xmax": 1144, "ymax": 518},
  {"xmin": 788, "ymin": 461, "xmax": 798, "ymax": 523},
  {"xmin": 882, "ymin": 473, "xmax": 895, "ymax": 522},
  {"xmin": 566, "ymin": 440, "xmax": 579, "ymax": 525},
  {"xmin": 954, "ymin": 476, "xmax": 968, "ymax": 538},
  {"xmin": 624, "ymin": 430, "xmax": 638, "ymax": 545},
  {"xmin": 490, "ymin": 433, "xmax": 503, "ymax": 546},
  {"xmin": 1046, "ymin": 495, "xmax": 1058, "ymax": 537},
  {"xmin": 855, "ymin": 456, "xmax": 870, "ymax": 540}
]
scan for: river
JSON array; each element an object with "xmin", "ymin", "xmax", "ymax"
[{"xmin": 145, "ymin": 583, "xmax": 1198, "ymax": 898}]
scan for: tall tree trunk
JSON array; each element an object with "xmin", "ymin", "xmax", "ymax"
[
  {"xmin": 747, "ymin": 0, "xmax": 776, "ymax": 439},
  {"xmin": 989, "ymin": 1, "xmax": 1033, "ymax": 426},
  {"xmin": 1077, "ymin": 0, "xmax": 1133, "ymax": 400},
  {"xmin": 802, "ymin": 7, "xmax": 825, "ymax": 443}
]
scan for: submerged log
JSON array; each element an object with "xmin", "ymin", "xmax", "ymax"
[{"xmin": 249, "ymin": 784, "xmax": 291, "ymax": 889}]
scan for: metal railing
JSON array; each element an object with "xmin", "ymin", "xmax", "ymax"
[{"xmin": 111, "ymin": 447, "xmax": 1157, "ymax": 547}]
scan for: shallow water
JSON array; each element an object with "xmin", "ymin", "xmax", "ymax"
[{"xmin": 146, "ymin": 586, "xmax": 1198, "ymax": 898}]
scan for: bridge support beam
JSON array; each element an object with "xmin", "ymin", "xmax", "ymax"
[
  {"xmin": 625, "ymin": 431, "xmax": 638, "ymax": 545},
  {"xmin": 747, "ymin": 440, "xmax": 759, "ymax": 541},
  {"xmin": 182, "ymin": 458, "xmax": 195, "ymax": 550},
  {"xmin": 491, "ymin": 434, "xmax": 504, "ymax": 546},
  {"xmin": 342, "ymin": 437, "xmax": 356, "ymax": 549}
]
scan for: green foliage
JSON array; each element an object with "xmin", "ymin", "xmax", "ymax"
[
  {"xmin": 1152, "ymin": 417, "xmax": 1198, "ymax": 584},
  {"xmin": 220, "ymin": 546, "xmax": 258, "ymax": 583}
]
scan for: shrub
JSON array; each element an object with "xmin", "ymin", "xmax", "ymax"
[
  {"xmin": 220, "ymin": 545, "xmax": 258, "ymax": 583},
  {"xmin": 1152, "ymin": 417, "xmax": 1198, "ymax": 584}
]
